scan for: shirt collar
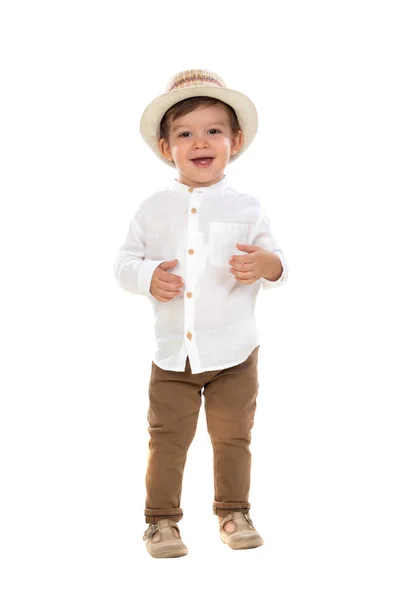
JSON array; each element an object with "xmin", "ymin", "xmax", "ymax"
[{"xmin": 167, "ymin": 174, "xmax": 230, "ymax": 195}]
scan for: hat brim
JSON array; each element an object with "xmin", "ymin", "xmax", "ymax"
[{"xmin": 139, "ymin": 86, "xmax": 258, "ymax": 168}]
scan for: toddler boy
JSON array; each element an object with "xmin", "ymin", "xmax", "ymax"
[{"xmin": 113, "ymin": 68, "xmax": 288, "ymax": 558}]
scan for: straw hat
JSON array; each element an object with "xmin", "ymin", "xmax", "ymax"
[{"xmin": 139, "ymin": 68, "xmax": 258, "ymax": 167}]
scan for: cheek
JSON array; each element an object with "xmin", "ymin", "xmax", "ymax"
[
  {"xmin": 170, "ymin": 144, "xmax": 184, "ymax": 161},
  {"xmin": 220, "ymin": 137, "xmax": 232, "ymax": 152},
  {"xmin": 171, "ymin": 140, "xmax": 189, "ymax": 156}
]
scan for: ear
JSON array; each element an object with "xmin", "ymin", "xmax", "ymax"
[
  {"xmin": 230, "ymin": 130, "xmax": 244, "ymax": 156},
  {"xmin": 158, "ymin": 138, "xmax": 174, "ymax": 162}
]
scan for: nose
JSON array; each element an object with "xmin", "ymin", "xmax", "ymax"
[{"xmin": 193, "ymin": 135, "xmax": 209, "ymax": 148}]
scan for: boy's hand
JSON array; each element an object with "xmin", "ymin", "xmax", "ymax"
[
  {"xmin": 229, "ymin": 243, "xmax": 283, "ymax": 284},
  {"xmin": 150, "ymin": 258, "xmax": 184, "ymax": 302}
]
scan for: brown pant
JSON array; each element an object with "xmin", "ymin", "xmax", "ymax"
[{"xmin": 144, "ymin": 345, "xmax": 260, "ymax": 524}]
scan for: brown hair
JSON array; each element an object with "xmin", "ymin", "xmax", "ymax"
[{"xmin": 159, "ymin": 96, "xmax": 241, "ymax": 142}]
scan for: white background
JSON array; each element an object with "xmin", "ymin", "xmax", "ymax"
[{"xmin": 1, "ymin": 1, "xmax": 399, "ymax": 598}]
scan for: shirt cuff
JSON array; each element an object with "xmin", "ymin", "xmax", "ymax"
[
  {"xmin": 137, "ymin": 259, "xmax": 165, "ymax": 297},
  {"xmin": 260, "ymin": 251, "xmax": 288, "ymax": 289}
]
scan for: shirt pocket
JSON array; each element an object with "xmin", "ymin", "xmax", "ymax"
[{"xmin": 209, "ymin": 221, "xmax": 249, "ymax": 268}]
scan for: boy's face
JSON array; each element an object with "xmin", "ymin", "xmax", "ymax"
[{"xmin": 158, "ymin": 104, "xmax": 244, "ymax": 188}]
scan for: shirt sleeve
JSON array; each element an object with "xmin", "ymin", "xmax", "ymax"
[
  {"xmin": 250, "ymin": 206, "xmax": 289, "ymax": 290},
  {"xmin": 113, "ymin": 206, "xmax": 164, "ymax": 297}
]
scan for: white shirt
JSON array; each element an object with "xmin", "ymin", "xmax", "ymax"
[{"xmin": 113, "ymin": 175, "xmax": 288, "ymax": 374}]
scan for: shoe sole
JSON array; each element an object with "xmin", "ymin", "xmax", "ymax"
[
  {"xmin": 149, "ymin": 550, "xmax": 187, "ymax": 558},
  {"xmin": 148, "ymin": 547, "xmax": 188, "ymax": 558},
  {"xmin": 220, "ymin": 535, "xmax": 264, "ymax": 550}
]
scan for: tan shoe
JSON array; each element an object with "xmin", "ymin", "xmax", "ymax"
[
  {"xmin": 143, "ymin": 519, "xmax": 188, "ymax": 558},
  {"xmin": 219, "ymin": 511, "xmax": 264, "ymax": 550}
]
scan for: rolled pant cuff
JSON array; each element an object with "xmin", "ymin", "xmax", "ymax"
[
  {"xmin": 144, "ymin": 508, "xmax": 184, "ymax": 524},
  {"xmin": 212, "ymin": 501, "xmax": 251, "ymax": 516}
]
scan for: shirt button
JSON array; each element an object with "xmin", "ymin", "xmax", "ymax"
[
  {"xmin": 188, "ymin": 187, "xmax": 193, "ymax": 193},
  {"xmin": 186, "ymin": 292, "xmax": 193, "ymax": 298},
  {"xmin": 188, "ymin": 249, "xmax": 195, "ymax": 255},
  {"xmin": 186, "ymin": 332, "xmax": 193, "ymax": 340},
  {"xmin": 191, "ymin": 207, "xmax": 197, "ymax": 214}
]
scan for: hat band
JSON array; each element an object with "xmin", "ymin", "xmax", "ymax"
[{"xmin": 168, "ymin": 73, "xmax": 225, "ymax": 92}]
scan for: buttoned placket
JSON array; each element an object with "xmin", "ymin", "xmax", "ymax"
[{"xmin": 184, "ymin": 186, "xmax": 203, "ymax": 350}]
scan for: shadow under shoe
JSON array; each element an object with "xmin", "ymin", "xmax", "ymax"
[
  {"xmin": 219, "ymin": 511, "xmax": 264, "ymax": 550},
  {"xmin": 143, "ymin": 519, "xmax": 188, "ymax": 558}
]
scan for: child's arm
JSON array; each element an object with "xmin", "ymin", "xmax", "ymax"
[
  {"xmin": 113, "ymin": 207, "xmax": 164, "ymax": 297},
  {"xmin": 251, "ymin": 207, "xmax": 288, "ymax": 289}
]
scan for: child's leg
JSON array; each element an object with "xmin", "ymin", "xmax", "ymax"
[
  {"xmin": 144, "ymin": 357, "xmax": 204, "ymax": 524},
  {"xmin": 203, "ymin": 345, "xmax": 260, "ymax": 526}
]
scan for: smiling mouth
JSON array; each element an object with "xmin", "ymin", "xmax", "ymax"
[{"xmin": 191, "ymin": 157, "xmax": 215, "ymax": 168}]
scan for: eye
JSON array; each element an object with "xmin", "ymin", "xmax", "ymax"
[{"xmin": 178, "ymin": 129, "xmax": 222, "ymax": 138}]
